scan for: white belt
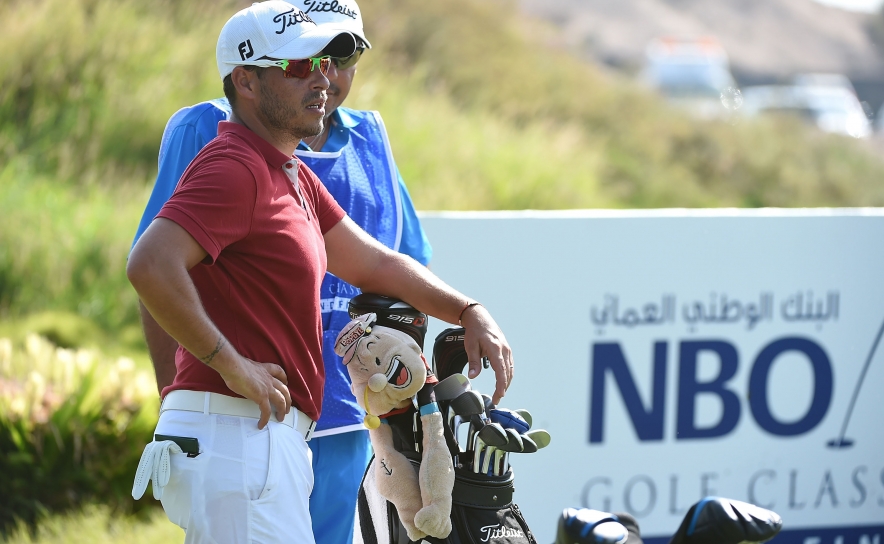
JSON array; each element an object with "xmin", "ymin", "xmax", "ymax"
[{"xmin": 161, "ymin": 390, "xmax": 316, "ymax": 441}]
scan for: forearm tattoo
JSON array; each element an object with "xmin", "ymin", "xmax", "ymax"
[{"xmin": 200, "ymin": 338, "xmax": 226, "ymax": 365}]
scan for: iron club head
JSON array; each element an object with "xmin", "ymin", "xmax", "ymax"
[
  {"xmin": 519, "ymin": 434, "xmax": 538, "ymax": 453},
  {"xmin": 477, "ymin": 420, "xmax": 509, "ymax": 448},
  {"xmin": 450, "ymin": 390, "xmax": 486, "ymax": 417},
  {"xmin": 525, "ymin": 429, "xmax": 551, "ymax": 450},
  {"xmin": 433, "ymin": 373, "xmax": 471, "ymax": 401},
  {"xmin": 499, "ymin": 427, "xmax": 524, "ymax": 452}
]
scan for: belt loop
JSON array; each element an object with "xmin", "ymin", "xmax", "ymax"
[{"xmin": 203, "ymin": 392, "xmax": 211, "ymax": 415}]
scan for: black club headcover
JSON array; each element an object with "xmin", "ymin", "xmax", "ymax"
[
  {"xmin": 432, "ymin": 327, "xmax": 469, "ymax": 380},
  {"xmin": 554, "ymin": 508, "xmax": 633, "ymax": 544},
  {"xmin": 668, "ymin": 497, "xmax": 783, "ymax": 544},
  {"xmin": 347, "ymin": 293, "xmax": 428, "ymax": 350}
]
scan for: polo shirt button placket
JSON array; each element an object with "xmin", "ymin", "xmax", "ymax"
[{"xmin": 283, "ymin": 160, "xmax": 310, "ymax": 220}]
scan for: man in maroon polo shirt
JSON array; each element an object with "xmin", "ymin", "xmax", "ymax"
[{"xmin": 127, "ymin": 2, "xmax": 514, "ymax": 542}]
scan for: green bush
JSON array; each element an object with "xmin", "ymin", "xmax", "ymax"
[{"xmin": 0, "ymin": 335, "xmax": 159, "ymax": 536}]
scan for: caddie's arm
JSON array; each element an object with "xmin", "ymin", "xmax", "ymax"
[
  {"xmin": 127, "ymin": 217, "xmax": 292, "ymax": 429},
  {"xmin": 324, "ymin": 216, "xmax": 514, "ymax": 404},
  {"xmin": 139, "ymin": 302, "xmax": 179, "ymax": 395}
]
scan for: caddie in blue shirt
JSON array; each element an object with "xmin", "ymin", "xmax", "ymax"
[{"xmin": 132, "ymin": 2, "xmax": 431, "ymax": 542}]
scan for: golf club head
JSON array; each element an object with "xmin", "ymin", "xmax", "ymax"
[
  {"xmin": 489, "ymin": 407, "xmax": 530, "ymax": 434},
  {"xmin": 524, "ymin": 428, "xmax": 551, "ymax": 450},
  {"xmin": 481, "ymin": 393, "xmax": 495, "ymax": 416},
  {"xmin": 519, "ymin": 434, "xmax": 538, "ymax": 453},
  {"xmin": 434, "ymin": 373, "xmax": 471, "ymax": 401},
  {"xmin": 669, "ymin": 497, "xmax": 783, "ymax": 544},
  {"xmin": 555, "ymin": 508, "xmax": 629, "ymax": 544},
  {"xmin": 450, "ymin": 390, "xmax": 486, "ymax": 417},
  {"xmin": 477, "ymin": 420, "xmax": 509, "ymax": 447},
  {"xmin": 348, "ymin": 293, "xmax": 428, "ymax": 350},
  {"xmin": 500, "ymin": 427, "xmax": 524, "ymax": 452},
  {"xmin": 514, "ymin": 408, "xmax": 532, "ymax": 428},
  {"xmin": 432, "ymin": 327, "xmax": 468, "ymax": 380}
]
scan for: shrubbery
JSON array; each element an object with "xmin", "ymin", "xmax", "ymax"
[{"xmin": 0, "ymin": 334, "xmax": 158, "ymax": 536}]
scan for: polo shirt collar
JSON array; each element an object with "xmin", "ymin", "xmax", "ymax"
[{"xmin": 219, "ymin": 121, "xmax": 293, "ymax": 169}]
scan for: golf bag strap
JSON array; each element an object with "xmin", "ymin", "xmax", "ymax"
[{"xmin": 357, "ymin": 457, "xmax": 380, "ymax": 544}]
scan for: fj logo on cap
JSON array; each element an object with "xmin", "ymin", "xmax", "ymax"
[
  {"xmin": 238, "ymin": 40, "xmax": 254, "ymax": 61},
  {"xmin": 272, "ymin": 8, "xmax": 316, "ymax": 35}
]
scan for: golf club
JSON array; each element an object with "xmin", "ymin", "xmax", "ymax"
[{"xmin": 433, "ymin": 373, "xmax": 471, "ymax": 401}]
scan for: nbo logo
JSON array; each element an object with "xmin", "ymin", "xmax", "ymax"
[{"xmin": 589, "ymin": 337, "xmax": 833, "ymax": 442}]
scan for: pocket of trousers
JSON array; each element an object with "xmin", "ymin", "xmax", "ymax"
[
  {"xmin": 245, "ymin": 425, "xmax": 272, "ymax": 500},
  {"xmin": 160, "ymin": 449, "xmax": 200, "ymax": 530}
]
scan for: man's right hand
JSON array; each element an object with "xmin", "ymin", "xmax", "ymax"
[
  {"xmin": 219, "ymin": 354, "xmax": 292, "ymax": 429},
  {"xmin": 128, "ymin": 218, "xmax": 293, "ymax": 430}
]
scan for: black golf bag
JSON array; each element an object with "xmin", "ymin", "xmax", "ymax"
[{"xmin": 349, "ymin": 294, "xmax": 538, "ymax": 544}]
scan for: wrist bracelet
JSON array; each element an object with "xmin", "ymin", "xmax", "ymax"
[{"xmin": 458, "ymin": 301, "xmax": 481, "ymax": 326}]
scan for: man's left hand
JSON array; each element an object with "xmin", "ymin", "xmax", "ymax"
[{"xmin": 460, "ymin": 304, "xmax": 513, "ymax": 405}]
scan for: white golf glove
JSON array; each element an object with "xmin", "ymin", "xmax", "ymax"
[{"xmin": 132, "ymin": 440, "xmax": 182, "ymax": 500}]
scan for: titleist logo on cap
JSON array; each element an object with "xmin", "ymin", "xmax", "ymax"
[
  {"xmin": 301, "ymin": 0, "xmax": 358, "ymax": 20},
  {"xmin": 272, "ymin": 8, "xmax": 316, "ymax": 35}
]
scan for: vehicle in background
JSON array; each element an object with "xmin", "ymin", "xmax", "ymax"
[
  {"xmin": 741, "ymin": 75, "xmax": 872, "ymax": 139},
  {"xmin": 640, "ymin": 36, "xmax": 740, "ymax": 118},
  {"xmin": 791, "ymin": 72, "xmax": 857, "ymax": 96}
]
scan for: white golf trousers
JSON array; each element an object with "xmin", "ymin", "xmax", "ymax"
[{"xmin": 154, "ymin": 409, "xmax": 315, "ymax": 544}]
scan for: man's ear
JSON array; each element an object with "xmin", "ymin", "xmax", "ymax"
[{"xmin": 231, "ymin": 66, "xmax": 260, "ymax": 101}]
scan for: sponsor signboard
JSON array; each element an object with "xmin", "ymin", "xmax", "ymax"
[{"xmin": 419, "ymin": 209, "xmax": 884, "ymax": 544}]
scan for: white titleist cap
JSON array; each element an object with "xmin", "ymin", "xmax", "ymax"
[
  {"xmin": 292, "ymin": 0, "xmax": 372, "ymax": 49},
  {"xmin": 216, "ymin": 1, "xmax": 357, "ymax": 79}
]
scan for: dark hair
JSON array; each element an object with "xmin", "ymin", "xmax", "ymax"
[{"xmin": 222, "ymin": 65, "xmax": 265, "ymax": 108}]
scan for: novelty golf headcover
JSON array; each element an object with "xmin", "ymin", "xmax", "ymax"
[
  {"xmin": 335, "ymin": 312, "xmax": 426, "ymax": 423},
  {"xmin": 334, "ymin": 313, "xmax": 455, "ymax": 541}
]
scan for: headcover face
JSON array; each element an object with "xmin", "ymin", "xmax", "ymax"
[
  {"xmin": 334, "ymin": 313, "xmax": 427, "ymax": 421},
  {"xmin": 348, "ymin": 293, "xmax": 428, "ymax": 349}
]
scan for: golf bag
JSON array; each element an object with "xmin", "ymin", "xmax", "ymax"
[{"xmin": 349, "ymin": 294, "xmax": 537, "ymax": 544}]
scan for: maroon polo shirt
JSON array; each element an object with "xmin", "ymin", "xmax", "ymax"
[{"xmin": 157, "ymin": 121, "xmax": 346, "ymax": 421}]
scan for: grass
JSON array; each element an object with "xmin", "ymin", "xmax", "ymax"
[
  {"xmin": 2, "ymin": 505, "xmax": 181, "ymax": 544},
  {"xmin": 0, "ymin": 162, "xmax": 148, "ymax": 352}
]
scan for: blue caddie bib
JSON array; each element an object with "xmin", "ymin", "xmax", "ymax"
[{"xmin": 294, "ymin": 108, "xmax": 402, "ymax": 433}]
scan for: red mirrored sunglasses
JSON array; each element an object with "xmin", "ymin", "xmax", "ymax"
[{"xmin": 250, "ymin": 56, "xmax": 331, "ymax": 79}]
